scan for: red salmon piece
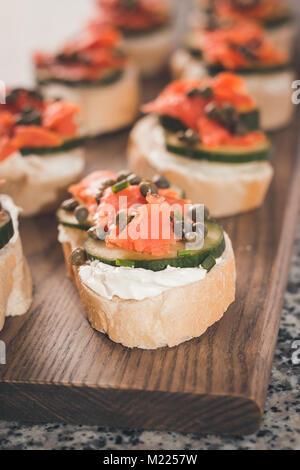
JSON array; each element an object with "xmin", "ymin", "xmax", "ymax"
[
  {"xmin": 14, "ymin": 126, "xmax": 62, "ymax": 148},
  {"xmin": 69, "ymin": 171, "xmax": 117, "ymax": 215},
  {"xmin": 198, "ymin": 117, "xmax": 265, "ymax": 147},
  {"xmin": 107, "ymin": 195, "xmax": 177, "ymax": 256},
  {"xmin": 43, "ymin": 102, "xmax": 79, "ymax": 138}
]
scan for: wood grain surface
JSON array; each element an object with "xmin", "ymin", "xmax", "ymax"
[{"xmin": 0, "ymin": 1, "xmax": 300, "ymax": 436}]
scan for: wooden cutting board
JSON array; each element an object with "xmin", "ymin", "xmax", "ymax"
[{"xmin": 1, "ymin": 21, "xmax": 300, "ymax": 436}]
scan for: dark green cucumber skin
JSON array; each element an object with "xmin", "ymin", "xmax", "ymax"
[
  {"xmin": 0, "ymin": 212, "xmax": 14, "ymax": 250},
  {"xmin": 207, "ymin": 62, "xmax": 292, "ymax": 76},
  {"xmin": 56, "ymin": 209, "xmax": 91, "ymax": 231},
  {"xmin": 20, "ymin": 137, "xmax": 86, "ymax": 157},
  {"xmin": 37, "ymin": 69, "xmax": 124, "ymax": 88},
  {"xmin": 160, "ymin": 109, "xmax": 260, "ymax": 134},
  {"xmin": 166, "ymin": 142, "xmax": 270, "ymax": 163},
  {"xmin": 84, "ymin": 221, "xmax": 226, "ymax": 272},
  {"xmin": 121, "ymin": 24, "xmax": 169, "ymax": 38}
]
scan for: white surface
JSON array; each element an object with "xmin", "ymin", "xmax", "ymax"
[{"xmin": 0, "ymin": 0, "xmax": 94, "ymax": 86}]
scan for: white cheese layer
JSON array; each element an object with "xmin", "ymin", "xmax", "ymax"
[
  {"xmin": 79, "ymin": 238, "xmax": 225, "ymax": 302},
  {"xmin": 123, "ymin": 26, "xmax": 174, "ymax": 77},
  {"xmin": 0, "ymin": 149, "xmax": 84, "ymax": 216},
  {"xmin": 39, "ymin": 64, "xmax": 140, "ymax": 137}
]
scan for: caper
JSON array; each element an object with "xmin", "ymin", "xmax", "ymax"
[
  {"xmin": 177, "ymin": 129, "xmax": 199, "ymax": 146},
  {"xmin": 57, "ymin": 51, "xmax": 80, "ymax": 63},
  {"xmin": 184, "ymin": 232, "xmax": 198, "ymax": 243},
  {"xmin": 95, "ymin": 191, "xmax": 103, "ymax": 205},
  {"xmin": 75, "ymin": 205, "xmax": 89, "ymax": 223},
  {"xmin": 127, "ymin": 173, "xmax": 141, "ymax": 185},
  {"xmin": 116, "ymin": 170, "xmax": 131, "ymax": 182},
  {"xmin": 99, "ymin": 178, "xmax": 117, "ymax": 190},
  {"xmin": 16, "ymin": 108, "xmax": 42, "ymax": 126},
  {"xmin": 173, "ymin": 219, "xmax": 185, "ymax": 239},
  {"xmin": 61, "ymin": 198, "xmax": 79, "ymax": 212},
  {"xmin": 187, "ymin": 86, "xmax": 214, "ymax": 100},
  {"xmin": 88, "ymin": 226, "xmax": 107, "ymax": 241},
  {"xmin": 188, "ymin": 204, "xmax": 210, "ymax": 222},
  {"xmin": 6, "ymin": 88, "xmax": 26, "ymax": 105},
  {"xmin": 69, "ymin": 248, "xmax": 87, "ymax": 266},
  {"xmin": 205, "ymin": 102, "xmax": 221, "ymax": 121},
  {"xmin": 220, "ymin": 104, "xmax": 239, "ymax": 131},
  {"xmin": 116, "ymin": 210, "xmax": 130, "ymax": 232},
  {"xmin": 234, "ymin": 121, "xmax": 248, "ymax": 136},
  {"xmin": 139, "ymin": 181, "xmax": 158, "ymax": 198},
  {"xmin": 193, "ymin": 222, "xmax": 208, "ymax": 238},
  {"xmin": 28, "ymin": 89, "xmax": 43, "ymax": 101},
  {"xmin": 152, "ymin": 174, "xmax": 170, "ymax": 189}
]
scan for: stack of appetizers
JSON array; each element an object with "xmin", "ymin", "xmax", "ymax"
[
  {"xmin": 34, "ymin": 25, "xmax": 140, "ymax": 138},
  {"xmin": 193, "ymin": 0, "xmax": 296, "ymax": 52},
  {"xmin": 171, "ymin": 19, "xmax": 294, "ymax": 130},
  {"xmin": 92, "ymin": 0, "xmax": 174, "ymax": 76}
]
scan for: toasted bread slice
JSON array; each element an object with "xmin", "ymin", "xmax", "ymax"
[
  {"xmin": 123, "ymin": 26, "xmax": 173, "ymax": 77},
  {"xmin": 58, "ymin": 224, "xmax": 235, "ymax": 349},
  {"xmin": 0, "ymin": 235, "xmax": 32, "ymax": 331},
  {"xmin": 128, "ymin": 115, "xmax": 273, "ymax": 218},
  {"xmin": 0, "ymin": 150, "xmax": 85, "ymax": 217},
  {"xmin": 39, "ymin": 64, "xmax": 140, "ymax": 138}
]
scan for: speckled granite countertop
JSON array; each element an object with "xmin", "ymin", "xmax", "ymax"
[{"xmin": 0, "ymin": 223, "xmax": 299, "ymax": 451}]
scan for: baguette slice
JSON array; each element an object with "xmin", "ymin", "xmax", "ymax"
[
  {"xmin": 128, "ymin": 115, "xmax": 273, "ymax": 218},
  {"xmin": 0, "ymin": 234, "xmax": 32, "ymax": 332},
  {"xmin": 122, "ymin": 26, "xmax": 173, "ymax": 77},
  {"xmin": 0, "ymin": 150, "xmax": 85, "ymax": 217},
  {"xmin": 59, "ymin": 225, "xmax": 236, "ymax": 349},
  {"xmin": 39, "ymin": 64, "xmax": 140, "ymax": 138}
]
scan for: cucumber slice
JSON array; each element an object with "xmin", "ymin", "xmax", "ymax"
[
  {"xmin": 20, "ymin": 136, "xmax": 86, "ymax": 156},
  {"xmin": 160, "ymin": 109, "xmax": 260, "ymax": 134},
  {"xmin": 56, "ymin": 208, "xmax": 92, "ymax": 231},
  {"xmin": 166, "ymin": 131, "xmax": 271, "ymax": 163},
  {"xmin": 0, "ymin": 211, "xmax": 14, "ymax": 250},
  {"xmin": 84, "ymin": 220, "xmax": 225, "ymax": 272},
  {"xmin": 37, "ymin": 69, "xmax": 124, "ymax": 88}
]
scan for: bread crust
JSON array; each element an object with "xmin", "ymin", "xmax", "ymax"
[
  {"xmin": 0, "ymin": 235, "xmax": 32, "ymax": 331},
  {"xmin": 0, "ymin": 151, "xmax": 85, "ymax": 217},
  {"xmin": 59, "ymin": 226, "xmax": 236, "ymax": 349},
  {"xmin": 39, "ymin": 64, "xmax": 140, "ymax": 138},
  {"xmin": 128, "ymin": 116, "xmax": 273, "ymax": 217}
]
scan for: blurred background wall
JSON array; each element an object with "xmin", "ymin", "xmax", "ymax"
[
  {"xmin": 0, "ymin": 0, "xmax": 297, "ymax": 87},
  {"xmin": 0, "ymin": 0, "xmax": 94, "ymax": 86}
]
